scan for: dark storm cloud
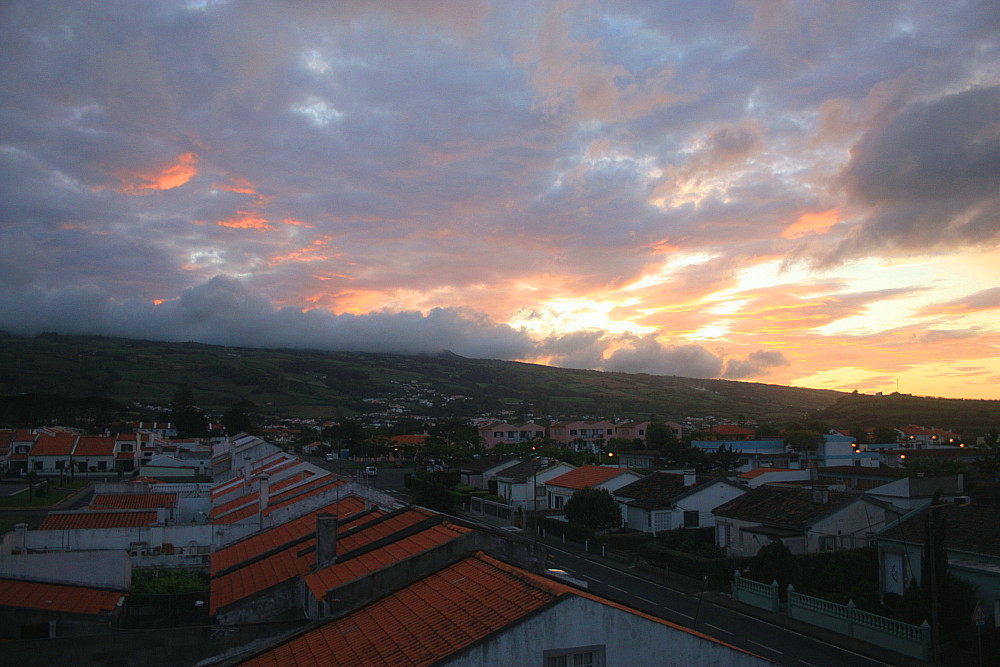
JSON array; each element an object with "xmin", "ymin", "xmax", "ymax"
[
  {"xmin": 723, "ymin": 349, "xmax": 790, "ymax": 379},
  {"xmin": 830, "ymin": 85, "xmax": 1000, "ymax": 261}
]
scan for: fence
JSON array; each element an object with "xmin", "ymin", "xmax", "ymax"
[
  {"xmin": 468, "ymin": 496, "xmax": 514, "ymax": 522},
  {"xmin": 731, "ymin": 573, "xmax": 931, "ymax": 661}
]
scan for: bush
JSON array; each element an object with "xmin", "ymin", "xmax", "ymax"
[
  {"xmin": 637, "ymin": 543, "xmax": 736, "ymax": 582},
  {"xmin": 413, "ymin": 484, "xmax": 453, "ymax": 513},
  {"xmin": 540, "ymin": 517, "xmax": 595, "ymax": 543},
  {"xmin": 597, "ymin": 531, "xmax": 653, "ymax": 549},
  {"xmin": 482, "ymin": 494, "xmax": 506, "ymax": 504}
]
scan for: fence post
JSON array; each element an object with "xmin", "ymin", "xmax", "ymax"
[
  {"xmin": 920, "ymin": 620, "xmax": 931, "ymax": 662},
  {"xmin": 786, "ymin": 584, "xmax": 795, "ymax": 619},
  {"xmin": 562, "ymin": 534, "xmax": 565, "ymax": 545},
  {"xmin": 602, "ymin": 544, "xmax": 607, "ymax": 557},
  {"xmin": 770, "ymin": 580, "xmax": 780, "ymax": 613},
  {"xmin": 584, "ymin": 539, "xmax": 589, "ymax": 552},
  {"xmin": 732, "ymin": 571, "xmax": 740, "ymax": 599}
]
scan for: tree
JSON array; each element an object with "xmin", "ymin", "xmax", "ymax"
[
  {"xmin": 564, "ymin": 487, "xmax": 621, "ymax": 532},
  {"xmin": 871, "ymin": 427, "xmax": 898, "ymax": 444},
  {"xmin": 705, "ymin": 444, "xmax": 742, "ymax": 472},
  {"xmin": 784, "ymin": 429, "xmax": 824, "ymax": 453},
  {"xmin": 222, "ymin": 400, "xmax": 257, "ymax": 435},
  {"xmin": 974, "ymin": 428, "xmax": 1000, "ymax": 480},
  {"xmin": 646, "ymin": 422, "xmax": 678, "ymax": 451},
  {"xmin": 170, "ymin": 384, "xmax": 208, "ymax": 438}
]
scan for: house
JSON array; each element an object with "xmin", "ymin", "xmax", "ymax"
[
  {"xmin": 495, "ymin": 459, "xmax": 576, "ymax": 511},
  {"xmin": 129, "ymin": 421, "xmax": 178, "ymax": 438},
  {"xmin": 714, "ymin": 485, "xmax": 904, "ymax": 557},
  {"xmin": 701, "ymin": 424, "xmax": 756, "ymax": 441},
  {"xmin": 814, "ymin": 465, "xmax": 907, "ymax": 491},
  {"xmin": 879, "ymin": 446, "xmax": 980, "ymax": 469},
  {"xmin": 737, "ymin": 468, "xmax": 811, "ymax": 488},
  {"xmin": 895, "ymin": 425, "xmax": 962, "ymax": 448},
  {"xmin": 616, "ymin": 450, "xmax": 663, "ymax": 469},
  {"xmin": 864, "ymin": 473, "xmax": 967, "ymax": 510},
  {"xmin": 548, "ymin": 420, "xmax": 617, "ymax": 452},
  {"xmin": 0, "ymin": 578, "xmax": 126, "ymax": 639},
  {"xmin": 478, "ymin": 422, "xmax": 546, "ymax": 449},
  {"xmin": 237, "ymin": 551, "xmax": 769, "ymax": 666},
  {"xmin": 26, "ymin": 432, "xmax": 77, "ymax": 475},
  {"xmin": 544, "ymin": 465, "xmax": 643, "ymax": 511},
  {"xmin": 72, "ymin": 435, "xmax": 118, "ymax": 475},
  {"xmin": 615, "ymin": 471, "xmax": 747, "ymax": 533},
  {"xmin": 456, "ymin": 455, "xmax": 521, "ymax": 491},
  {"xmin": 876, "ymin": 503, "xmax": 1000, "ymax": 627}
]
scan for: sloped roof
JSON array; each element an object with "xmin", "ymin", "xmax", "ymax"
[
  {"xmin": 545, "ymin": 465, "xmax": 632, "ymax": 490},
  {"xmin": 242, "ymin": 552, "xmax": 760, "ymax": 667},
  {"xmin": 0, "ymin": 578, "xmax": 125, "ymax": 615},
  {"xmin": 29, "ymin": 433, "xmax": 77, "ymax": 456},
  {"xmin": 738, "ymin": 467, "xmax": 797, "ymax": 479},
  {"xmin": 90, "ymin": 493, "xmax": 177, "ymax": 510},
  {"xmin": 707, "ymin": 424, "xmax": 755, "ymax": 436},
  {"xmin": 39, "ymin": 511, "xmax": 158, "ymax": 530},
  {"xmin": 879, "ymin": 504, "xmax": 1000, "ymax": 558},
  {"xmin": 391, "ymin": 434, "xmax": 428, "ymax": 445},
  {"xmin": 73, "ymin": 435, "xmax": 116, "ymax": 456},
  {"xmin": 816, "ymin": 465, "xmax": 906, "ymax": 478},
  {"xmin": 211, "ymin": 476, "xmax": 343, "ymax": 525},
  {"xmin": 614, "ymin": 472, "xmax": 735, "ymax": 510},
  {"xmin": 210, "ymin": 507, "xmax": 458, "ymax": 613},
  {"xmin": 713, "ymin": 486, "xmax": 858, "ymax": 529},
  {"xmin": 210, "ymin": 497, "xmax": 371, "ymax": 576},
  {"xmin": 458, "ymin": 455, "xmax": 520, "ymax": 473}
]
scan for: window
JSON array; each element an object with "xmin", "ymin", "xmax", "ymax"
[
  {"xmin": 819, "ymin": 535, "xmax": 836, "ymax": 552},
  {"xmin": 606, "ymin": 429, "xmax": 612, "ymax": 435},
  {"xmin": 684, "ymin": 510, "xmax": 700, "ymax": 528},
  {"xmin": 97, "ymin": 461, "xmax": 107, "ymax": 471},
  {"xmin": 120, "ymin": 443, "xmax": 134, "ymax": 452},
  {"xmin": 544, "ymin": 645, "xmax": 605, "ymax": 667},
  {"xmin": 553, "ymin": 494, "xmax": 564, "ymax": 509},
  {"xmin": 34, "ymin": 461, "xmax": 43, "ymax": 470},
  {"xmin": 569, "ymin": 430, "xmax": 577, "ymax": 436},
  {"xmin": 55, "ymin": 460, "xmax": 64, "ymax": 470},
  {"xmin": 535, "ymin": 485, "xmax": 546, "ymax": 498},
  {"xmin": 653, "ymin": 512, "xmax": 671, "ymax": 532}
]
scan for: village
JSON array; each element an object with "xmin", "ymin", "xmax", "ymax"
[{"xmin": 0, "ymin": 412, "xmax": 996, "ymax": 665}]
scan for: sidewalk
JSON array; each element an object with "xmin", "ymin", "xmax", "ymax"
[{"xmin": 461, "ymin": 509, "xmax": 927, "ymax": 666}]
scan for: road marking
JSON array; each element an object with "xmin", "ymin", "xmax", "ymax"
[
  {"xmin": 609, "ymin": 585, "xmax": 627, "ymax": 594},
  {"xmin": 637, "ymin": 597, "xmax": 656, "ymax": 605},
  {"xmin": 748, "ymin": 640, "xmax": 783, "ymax": 655},
  {"xmin": 800, "ymin": 661, "xmax": 819, "ymax": 667},
  {"xmin": 705, "ymin": 623, "xmax": 732, "ymax": 635}
]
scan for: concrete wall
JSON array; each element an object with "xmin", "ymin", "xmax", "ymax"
[
  {"xmin": 808, "ymin": 500, "xmax": 900, "ymax": 552},
  {"xmin": 443, "ymin": 595, "xmax": 768, "ymax": 667},
  {"xmin": 0, "ymin": 550, "xmax": 131, "ymax": 589}
]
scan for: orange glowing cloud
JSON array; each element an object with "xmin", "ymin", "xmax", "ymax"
[
  {"xmin": 215, "ymin": 211, "xmax": 274, "ymax": 231},
  {"xmin": 267, "ymin": 235, "xmax": 336, "ymax": 265},
  {"xmin": 648, "ymin": 239, "xmax": 679, "ymax": 254},
  {"xmin": 282, "ymin": 218, "xmax": 312, "ymax": 228},
  {"xmin": 115, "ymin": 152, "xmax": 197, "ymax": 193},
  {"xmin": 781, "ymin": 209, "xmax": 839, "ymax": 239}
]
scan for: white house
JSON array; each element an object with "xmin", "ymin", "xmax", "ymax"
[
  {"xmin": 714, "ymin": 485, "xmax": 904, "ymax": 557},
  {"xmin": 615, "ymin": 471, "xmax": 747, "ymax": 534},
  {"xmin": 544, "ymin": 465, "xmax": 643, "ymax": 511},
  {"xmin": 496, "ymin": 460, "xmax": 576, "ymax": 510}
]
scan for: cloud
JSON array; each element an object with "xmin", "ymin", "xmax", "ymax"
[
  {"xmin": 598, "ymin": 335, "xmax": 722, "ymax": 378},
  {"xmin": 829, "ymin": 85, "xmax": 1000, "ymax": 261},
  {"xmin": 723, "ymin": 349, "xmax": 790, "ymax": 379},
  {"xmin": 917, "ymin": 286, "xmax": 1000, "ymax": 316}
]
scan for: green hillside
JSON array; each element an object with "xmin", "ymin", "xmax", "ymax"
[{"xmin": 0, "ymin": 332, "xmax": 846, "ymax": 424}]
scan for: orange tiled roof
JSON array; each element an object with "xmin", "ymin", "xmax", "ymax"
[
  {"xmin": 90, "ymin": 493, "xmax": 177, "ymax": 510},
  {"xmin": 545, "ymin": 465, "xmax": 630, "ymax": 490},
  {"xmin": 210, "ymin": 508, "xmax": 455, "ymax": 614},
  {"xmin": 39, "ymin": 511, "xmax": 158, "ymax": 530},
  {"xmin": 246, "ymin": 553, "xmax": 561, "ymax": 666},
  {"xmin": 210, "ymin": 497, "xmax": 370, "ymax": 576},
  {"xmin": 0, "ymin": 578, "xmax": 125, "ymax": 615},
  {"xmin": 303, "ymin": 520, "xmax": 470, "ymax": 600},
  {"xmin": 211, "ymin": 477, "xmax": 343, "ymax": 525},
  {"xmin": 73, "ymin": 435, "xmax": 116, "ymax": 456},
  {"xmin": 738, "ymin": 467, "xmax": 796, "ymax": 479},
  {"xmin": 707, "ymin": 424, "xmax": 756, "ymax": 436},
  {"xmin": 391, "ymin": 434, "xmax": 428, "ymax": 445},
  {"xmin": 29, "ymin": 433, "xmax": 77, "ymax": 456}
]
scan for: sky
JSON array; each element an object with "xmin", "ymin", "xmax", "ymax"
[{"xmin": 1, "ymin": 1, "xmax": 999, "ymax": 400}]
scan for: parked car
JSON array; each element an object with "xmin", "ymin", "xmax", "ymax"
[
  {"xmin": 363, "ymin": 465, "xmax": 378, "ymax": 476},
  {"xmin": 325, "ymin": 453, "xmax": 336, "ymax": 462}
]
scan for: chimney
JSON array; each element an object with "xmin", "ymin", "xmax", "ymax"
[
  {"xmin": 256, "ymin": 474, "xmax": 270, "ymax": 514},
  {"xmin": 683, "ymin": 470, "xmax": 697, "ymax": 487},
  {"xmin": 811, "ymin": 485, "xmax": 829, "ymax": 504},
  {"xmin": 243, "ymin": 455, "xmax": 252, "ymax": 485},
  {"xmin": 315, "ymin": 513, "xmax": 337, "ymax": 569},
  {"xmin": 14, "ymin": 523, "xmax": 27, "ymax": 554}
]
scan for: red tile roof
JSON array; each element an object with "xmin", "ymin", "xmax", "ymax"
[
  {"xmin": 210, "ymin": 508, "xmax": 459, "ymax": 614},
  {"xmin": 244, "ymin": 552, "xmax": 757, "ymax": 667},
  {"xmin": 90, "ymin": 493, "xmax": 177, "ymax": 510},
  {"xmin": 391, "ymin": 434, "xmax": 428, "ymax": 446},
  {"xmin": 738, "ymin": 467, "xmax": 796, "ymax": 479},
  {"xmin": 73, "ymin": 435, "xmax": 117, "ymax": 456},
  {"xmin": 707, "ymin": 424, "xmax": 756, "ymax": 436},
  {"xmin": 545, "ymin": 465, "xmax": 631, "ymax": 490},
  {"xmin": 0, "ymin": 578, "xmax": 125, "ymax": 615},
  {"xmin": 303, "ymin": 519, "xmax": 470, "ymax": 600},
  {"xmin": 29, "ymin": 433, "xmax": 77, "ymax": 456},
  {"xmin": 39, "ymin": 511, "xmax": 158, "ymax": 530},
  {"xmin": 210, "ymin": 497, "xmax": 371, "ymax": 576},
  {"xmin": 211, "ymin": 477, "xmax": 344, "ymax": 525}
]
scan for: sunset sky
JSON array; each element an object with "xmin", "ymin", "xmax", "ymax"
[{"xmin": 2, "ymin": 1, "xmax": 999, "ymax": 399}]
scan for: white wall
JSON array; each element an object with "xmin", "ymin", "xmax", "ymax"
[
  {"xmin": 0, "ymin": 550, "xmax": 131, "ymax": 589},
  {"xmin": 442, "ymin": 594, "xmax": 768, "ymax": 666}
]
